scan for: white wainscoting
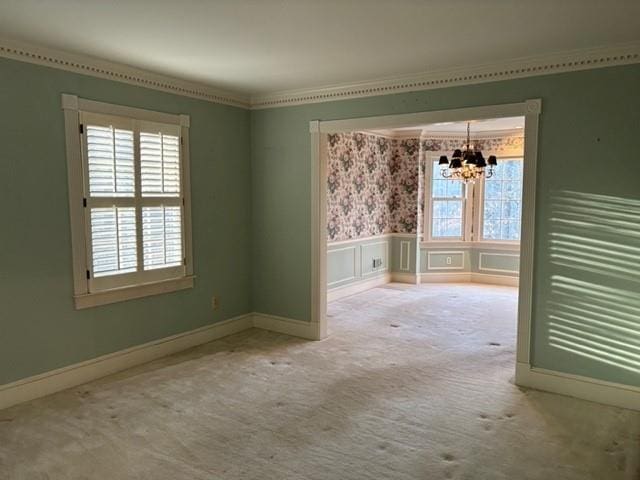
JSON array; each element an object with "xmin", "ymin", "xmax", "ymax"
[
  {"xmin": 327, "ymin": 236, "xmax": 391, "ymax": 297},
  {"xmin": 478, "ymin": 252, "xmax": 520, "ymax": 275},
  {"xmin": 427, "ymin": 251, "xmax": 465, "ymax": 270}
]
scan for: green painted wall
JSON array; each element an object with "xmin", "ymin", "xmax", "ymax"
[
  {"xmin": 251, "ymin": 64, "xmax": 640, "ymax": 387},
  {"xmin": 0, "ymin": 58, "xmax": 252, "ymax": 385}
]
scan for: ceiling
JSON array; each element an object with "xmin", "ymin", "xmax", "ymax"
[{"xmin": 0, "ymin": 1, "xmax": 639, "ymax": 96}]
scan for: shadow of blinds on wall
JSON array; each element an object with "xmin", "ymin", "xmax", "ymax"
[{"xmin": 546, "ymin": 190, "xmax": 640, "ymax": 375}]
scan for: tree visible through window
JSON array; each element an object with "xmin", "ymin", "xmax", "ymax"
[
  {"xmin": 482, "ymin": 158, "xmax": 523, "ymax": 241},
  {"xmin": 431, "ymin": 159, "xmax": 464, "ymax": 238}
]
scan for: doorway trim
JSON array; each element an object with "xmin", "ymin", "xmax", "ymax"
[{"xmin": 309, "ymin": 99, "xmax": 541, "ymax": 368}]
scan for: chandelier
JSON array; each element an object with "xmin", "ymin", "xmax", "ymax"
[{"xmin": 438, "ymin": 122, "xmax": 497, "ymax": 183}]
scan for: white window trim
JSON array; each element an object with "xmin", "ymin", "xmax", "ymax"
[
  {"xmin": 473, "ymin": 156, "xmax": 523, "ymax": 245},
  {"xmin": 424, "ymin": 154, "xmax": 471, "ymax": 242},
  {"xmin": 423, "ymin": 154, "xmax": 523, "ymax": 247},
  {"xmin": 62, "ymin": 94, "xmax": 194, "ymax": 309}
]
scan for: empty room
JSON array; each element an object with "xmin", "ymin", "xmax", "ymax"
[{"xmin": 0, "ymin": 1, "xmax": 639, "ymax": 479}]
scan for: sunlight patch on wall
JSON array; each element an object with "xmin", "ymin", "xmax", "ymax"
[{"xmin": 546, "ymin": 190, "xmax": 640, "ymax": 374}]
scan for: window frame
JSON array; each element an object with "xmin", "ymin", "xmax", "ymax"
[
  {"xmin": 424, "ymin": 155, "xmax": 471, "ymax": 242},
  {"xmin": 62, "ymin": 94, "xmax": 194, "ymax": 309},
  {"xmin": 473, "ymin": 156, "xmax": 524, "ymax": 245}
]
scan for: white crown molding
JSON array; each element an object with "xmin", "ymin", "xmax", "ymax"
[
  {"xmin": 250, "ymin": 42, "xmax": 640, "ymax": 109},
  {"xmin": 0, "ymin": 37, "xmax": 251, "ymax": 109},
  {"xmin": 1, "ymin": 37, "xmax": 639, "ymax": 111}
]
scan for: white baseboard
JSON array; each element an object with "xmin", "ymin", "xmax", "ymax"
[
  {"xmin": 0, "ymin": 311, "xmax": 323, "ymax": 412},
  {"xmin": 252, "ymin": 313, "xmax": 320, "ymax": 340},
  {"xmin": 420, "ymin": 272, "xmax": 471, "ymax": 283},
  {"xmin": 327, "ymin": 273, "xmax": 391, "ymax": 302},
  {"xmin": 471, "ymin": 272, "xmax": 519, "ymax": 287},
  {"xmin": 418, "ymin": 272, "xmax": 519, "ymax": 286},
  {"xmin": 516, "ymin": 362, "xmax": 640, "ymax": 412},
  {"xmin": 0, "ymin": 313, "xmax": 254, "ymax": 412},
  {"xmin": 391, "ymin": 272, "xmax": 420, "ymax": 284}
]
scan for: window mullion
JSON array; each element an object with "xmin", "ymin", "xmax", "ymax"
[{"xmin": 134, "ymin": 121, "xmax": 144, "ymax": 274}]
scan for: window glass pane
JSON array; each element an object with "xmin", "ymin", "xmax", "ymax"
[
  {"xmin": 140, "ymin": 132, "xmax": 181, "ymax": 197},
  {"xmin": 86, "ymin": 126, "xmax": 134, "ymax": 197},
  {"xmin": 142, "ymin": 206, "xmax": 183, "ymax": 270},
  {"xmin": 482, "ymin": 159, "xmax": 523, "ymax": 241},
  {"xmin": 432, "ymin": 179, "xmax": 447, "ymax": 197},
  {"xmin": 445, "ymin": 180, "xmax": 463, "ymax": 198},
  {"xmin": 431, "ymin": 159, "xmax": 464, "ymax": 238},
  {"xmin": 90, "ymin": 207, "xmax": 137, "ymax": 277}
]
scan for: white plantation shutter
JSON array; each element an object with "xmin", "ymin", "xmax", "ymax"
[
  {"xmin": 79, "ymin": 112, "xmax": 186, "ymax": 292},
  {"xmin": 142, "ymin": 206, "xmax": 183, "ymax": 270},
  {"xmin": 90, "ymin": 207, "xmax": 137, "ymax": 276},
  {"xmin": 86, "ymin": 126, "xmax": 135, "ymax": 196},
  {"xmin": 140, "ymin": 132, "xmax": 181, "ymax": 196}
]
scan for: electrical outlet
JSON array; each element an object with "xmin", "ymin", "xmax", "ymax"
[
  {"xmin": 372, "ymin": 258, "xmax": 382, "ymax": 268},
  {"xmin": 446, "ymin": 256, "xmax": 452, "ymax": 265},
  {"xmin": 211, "ymin": 296, "xmax": 219, "ymax": 310}
]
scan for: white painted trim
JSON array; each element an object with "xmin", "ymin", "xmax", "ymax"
[
  {"xmin": 74, "ymin": 276, "xmax": 195, "ymax": 309},
  {"xmin": 360, "ymin": 240, "xmax": 390, "ymax": 278},
  {"xmin": 0, "ymin": 310, "xmax": 330, "ymax": 411},
  {"xmin": 471, "ymin": 273, "xmax": 519, "ymax": 287},
  {"xmin": 420, "ymin": 272, "xmax": 472, "ymax": 283},
  {"xmin": 390, "ymin": 233, "xmax": 417, "ymax": 238},
  {"xmin": 252, "ymin": 313, "xmax": 319, "ymax": 341},
  {"xmin": 327, "ymin": 273, "xmax": 391, "ymax": 302},
  {"xmin": 420, "ymin": 240, "xmax": 520, "ymax": 251},
  {"xmin": 319, "ymin": 103, "xmax": 528, "ymax": 134},
  {"xmin": 3, "ymin": 37, "xmax": 639, "ymax": 110},
  {"xmin": 516, "ymin": 99, "xmax": 540, "ymax": 365},
  {"xmin": 327, "ymin": 233, "xmax": 392, "ymax": 247},
  {"xmin": 478, "ymin": 252, "xmax": 520, "ymax": 274},
  {"xmin": 326, "ymin": 246, "xmax": 357, "ymax": 287},
  {"xmin": 313, "ymin": 101, "xmax": 540, "ymax": 390},
  {"xmin": 516, "ymin": 362, "xmax": 640, "ymax": 412},
  {"xmin": 0, "ymin": 313, "xmax": 254, "ymax": 411},
  {"xmin": 399, "ymin": 241, "xmax": 411, "ymax": 271},
  {"xmin": 310, "ymin": 124, "xmax": 327, "ymax": 340},
  {"xmin": 391, "ymin": 272, "xmax": 420, "ymax": 284},
  {"xmin": 252, "ymin": 43, "xmax": 640, "ymax": 109},
  {"xmin": 0, "ymin": 37, "xmax": 249, "ymax": 108},
  {"xmin": 418, "ymin": 272, "xmax": 519, "ymax": 286},
  {"xmin": 64, "ymin": 94, "xmax": 195, "ymax": 308},
  {"xmin": 427, "ymin": 251, "xmax": 466, "ymax": 270}
]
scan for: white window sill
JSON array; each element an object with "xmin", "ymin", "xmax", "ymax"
[
  {"xmin": 420, "ymin": 240, "xmax": 520, "ymax": 251},
  {"xmin": 74, "ymin": 275, "xmax": 195, "ymax": 309}
]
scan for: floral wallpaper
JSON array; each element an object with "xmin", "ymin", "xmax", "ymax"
[
  {"xmin": 327, "ymin": 132, "xmax": 420, "ymax": 242},
  {"xmin": 327, "ymin": 131, "xmax": 523, "ymax": 242}
]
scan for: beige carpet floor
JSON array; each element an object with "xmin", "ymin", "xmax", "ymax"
[{"xmin": 1, "ymin": 283, "xmax": 639, "ymax": 479}]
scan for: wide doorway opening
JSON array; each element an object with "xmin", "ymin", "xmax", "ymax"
[{"xmin": 310, "ymin": 101, "xmax": 540, "ymax": 383}]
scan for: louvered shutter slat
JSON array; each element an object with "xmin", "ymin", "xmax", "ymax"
[
  {"xmin": 140, "ymin": 132, "xmax": 181, "ymax": 196},
  {"xmin": 142, "ymin": 206, "xmax": 182, "ymax": 270},
  {"xmin": 90, "ymin": 207, "xmax": 138, "ymax": 277},
  {"xmin": 86, "ymin": 126, "xmax": 135, "ymax": 197}
]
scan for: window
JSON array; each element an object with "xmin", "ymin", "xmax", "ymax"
[
  {"xmin": 63, "ymin": 95, "xmax": 193, "ymax": 308},
  {"xmin": 481, "ymin": 158, "xmax": 523, "ymax": 241},
  {"xmin": 429, "ymin": 159, "xmax": 464, "ymax": 239},
  {"xmin": 425, "ymin": 156, "xmax": 523, "ymax": 243}
]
